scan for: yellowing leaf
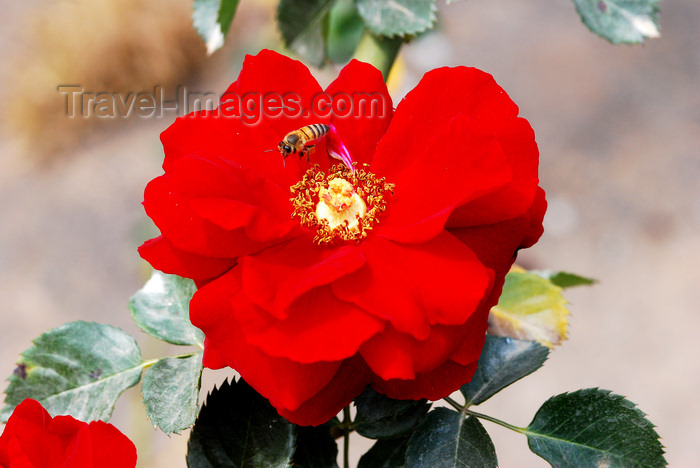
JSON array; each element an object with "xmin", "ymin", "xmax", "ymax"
[{"xmin": 488, "ymin": 272, "xmax": 570, "ymax": 348}]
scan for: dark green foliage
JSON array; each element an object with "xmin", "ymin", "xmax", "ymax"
[
  {"xmin": 358, "ymin": 437, "xmax": 410, "ymax": 468},
  {"xmin": 187, "ymin": 379, "xmax": 296, "ymax": 468},
  {"xmin": 327, "ymin": 0, "xmax": 365, "ymax": 63},
  {"xmin": 293, "ymin": 422, "xmax": 339, "ymax": 468},
  {"xmin": 531, "ymin": 270, "xmax": 597, "ymax": 288},
  {"xmin": 354, "ymin": 386, "xmax": 431, "ymax": 439},
  {"xmin": 277, "ymin": 0, "xmax": 335, "ymax": 67},
  {"xmin": 527, "ymin": 388, "xmax": 666, "ymax": 467},
  {"xmin": 461, "ymin": 336, "xmax": 549, "ymax": 406},
  {"xmin": 406, "ymin": 409, "xmax": 497, "ymax": 468}
]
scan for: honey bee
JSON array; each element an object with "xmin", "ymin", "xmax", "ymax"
[{"xmin": 276, "ymin": 123, "xmax": 330, "ymax": 164}]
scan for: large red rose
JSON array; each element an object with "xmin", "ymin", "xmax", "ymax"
[
  {"xmin": 0, "ymin": 399, "xmax": 136, "ymax": 468},
  {"xmin": 139, "ymin": 49, "xmax": 546, "ymax": 426}
]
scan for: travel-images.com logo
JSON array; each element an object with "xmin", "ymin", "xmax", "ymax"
[{"xmin": 58, "ymin": 86, "xmax": 389, "ymax": 124}]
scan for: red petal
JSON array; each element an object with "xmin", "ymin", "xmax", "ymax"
[
  {"xmin": 3, "ymin": 439, "xmax": 35, "ymax": 468},
  {"xmin": 190, "ymin": 270, "xmax": 343, "ymax": 412},
  {"xmin": 161, "ymin": 50, "xmax": 328, "ymax": 189},
  {"xmin": 324, "ymin": 60, "xmax": 393, "ymax": 166},
  {"xmin": 188, "ymin": 197, "xmax": 294, "ymax": 243},
  {"xmin": 373, "ymin": 66, "xmax": 520, "ymax": 165},
  {"xmin": 450, "ymin": 307, "xmax": 490, "ymax": 366},
  {"xmin": 333, "ymin": 238, "xmax": 428, "ymax": 341},
  {"xmin": 448, "ymin": 208, "xmax": 540, "ymax": 283},
  {"xmin": 239, "ymin": 236, "xmax": 366, "ymax": 319},
  {"xmin": 372, "ymin": 359, "xmax": 479, "ymax": 401},
  {"xmin": 372, "ymin": 114, "xmax": 511, "ymax": 243},
  {"xmin": 87, "ymin": 422, "xmax": 137, "ymax": 468},
  {"xmin": 360, "ymin": 330, "xmax": 416, "ymax": 380},
  {"xmin": 447, "ymin": 202, "xmax": 547, "ymax": 339},
  {"xmin": 0, "ymin": 400, "xmax": 135, "ymax": 468},
  {"xmin": 520, "ymin": 187, "xmax": 547, "ymax": 248},
  {"xmin": 359, "ymin": 322, "xmax": 483, "ymax": 382},
  {"xmin": 235, "ymin": 284, "xmax": 383, "ymax": 363},
  {"xmin": 225, "ymin": 50, "xmax": 326, "ymax": 139},
  {"xmin": 371, "ymin": 66, "xmax": 541, "ymax": 239},
  {"xmin": 143, "ymin": 155, "xmax": 299, "ymax": 259},
  {"xmin": 333, "ymin": 233, "xmax": 492, "ymax": 340},
  {"xmin": 62, "ymin": 424, "xmax": 92, "ymax": 468},
  {"xmin": 201, "ymin": 337, "xmax": 227, "ymax": 369},
  {"xmin": 277, "ymin": 357, "xmax": 372, "ymax": 426},
  {"xmin": 138, "ymin": 236, "xmax": 235, "ymax": 283},
  {"xmin": 447, "ymin": 118, "xmax": 540, "ymax": 226},
  {"xmin": 0, "ymin": 400, "xmax": 51, "ymax": 467}
]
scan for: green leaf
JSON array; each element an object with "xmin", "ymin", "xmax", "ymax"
[
  {"xmin": 571, "ymin": 0, "xmax": 660, "ymax": 44},
  {"xmin": 406, "ymin": 408, "xmax": 497, "ymax": 468},
  {"xmin": 327, "ymin": 0, "xmax": 365, "ymax": 63},
  {"xmin": 358, "ymin": 436, "xmax": 410, "ymax": 468},
  {"xmin": 142, "ymin": 353, "xmax": 203, "ymax": 435},
  {"xmin": 193, "ymin": 0, "xmax": 241, "ymax": 55},
  {"xmin": 489, "ymin": 271, "xmax": 570, "ymax": 348},
  {"xmin": 187, "ymin": 378, "xmax": 296, "ymax": 468},
  {"xmin": 129, "ymin": 270, "xmax": 204, "ymax": 347},
  {"xmin": 217, "ymin": 0, "xmax": 239, "ymax": 37},
  {"xmin": 277, "ymin": 0, "xmax": 335, "ymax": 67},
  {"xmin": 526, "ymin": 388, "xmax": 666, "ymax": 467},
  {"xmin": 1, "ymin": 321, "xmax": 143, "ymax": 422},
  {"xmin": 460, "ymin": 335, "xmax": 549, "ymax": 407},
  {"xmin": 531, "ymin": 270, "xmax": 597, "ymax": 289},
  {"xmin": 354, "ymin": 386, "xmax": 431, "ymax": 439},
  {"xmin": 355, "ymin": 0, "xmax": 437, "ymax": 37},
  {"xmin": 292, "ymin": 422, "xmax": 339, "ymax": 468}
]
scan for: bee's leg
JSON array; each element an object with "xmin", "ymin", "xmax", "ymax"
[{"xmin": 302, "ymin": 145, "xmax": 316, "ymax": 162}]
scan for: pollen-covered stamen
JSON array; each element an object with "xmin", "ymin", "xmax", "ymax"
[
  {"xmin": 317, "ymin": 178, "xmax": 366, "ymax": 230},
  {"xmin": 290, "ymin": 164, "xmax": 394, "ymax": 246}
]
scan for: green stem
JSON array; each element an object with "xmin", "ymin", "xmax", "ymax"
[
  {"xmin": 141, "ymin": 351, "xmax": 200, "ymax": 370},
  {"xmin": 443, "ymin": 396, "xmax": 463, "ymax": 412},
  {"xmin": 464, "ymin": 408, "xmax": 527, "ymax": 434},
  {"xmin": 141, "ymin": 358, "xmax": 160, "ymax": 369},
  {"xmin": 352, "ymin": 30, "xmax": 403, "ymax": 81},
  {"xmin": 442, "ymin": 396, "xmax": 526, "ymax": 434},
  {"xmin": 343, "ymin": 406, "xmax": 351, "ymax": 468}
]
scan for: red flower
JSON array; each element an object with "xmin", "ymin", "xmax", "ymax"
[
  {"xmin": 0, "ymin": 399, "xmax": 136, "ymax": 468},
  {"xmin": 139, "ymin": 50, "xmax": 546, "ymax": 426}
]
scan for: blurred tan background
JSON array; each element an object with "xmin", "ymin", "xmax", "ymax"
[{"xmin": 1, "ymin": 0, "xmax": 698, "ymax": 466}]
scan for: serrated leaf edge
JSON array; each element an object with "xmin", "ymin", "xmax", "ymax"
[
  {"xmin": 359, "ymin": 0, "xmax": 438, "ymax": 39},
  {"xmin": 489, "ymin": 272, "xmax": 571, "ymax": 348},
  {"xmin": 525, "ymin": 388, "xmax": 666, "ymax": 467},
  {"xmin": 142, "ymin": 354, "xmax": 203, "ymax": 435}
]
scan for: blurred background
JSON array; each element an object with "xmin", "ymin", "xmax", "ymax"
[{"xmin": 0, "ymin": 0, "xmax": 698, "ymax": 466}]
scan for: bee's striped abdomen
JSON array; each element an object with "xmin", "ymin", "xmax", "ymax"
[{"xmin": 300, "ymin": 123, "xmax": 330, "ymax": 142}]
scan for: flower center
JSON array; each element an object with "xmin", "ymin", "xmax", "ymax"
[
  {"xmin": 291, "ymin": 164, "xmax": 394, "ymax": 246},
  {"xmin": 317, "ymin": 177, "xmax": 367, "ymax": 229}
]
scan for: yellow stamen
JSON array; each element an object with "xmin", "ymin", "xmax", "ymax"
[{"xmin": 290, "ymin": 164, "xmax": 394, "ymax": 246}]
